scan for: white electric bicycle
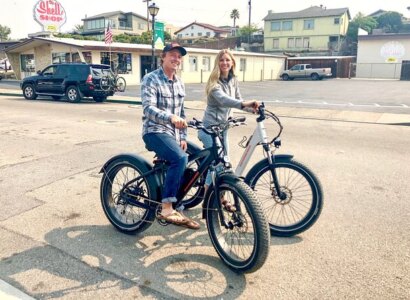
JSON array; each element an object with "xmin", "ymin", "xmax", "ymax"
[{"xmin": 183, "ymin": 103, "xmax": 324, "ymax": 237}]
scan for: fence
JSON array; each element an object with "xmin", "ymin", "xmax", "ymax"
[{"xmin": 349, "ymin": 62, "xmax": 410, "ymax": 80}]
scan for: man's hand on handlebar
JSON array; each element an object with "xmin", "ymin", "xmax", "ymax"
[{"xmin": 171, "ymin": 115, "xmax": 187, "ymax": 129}]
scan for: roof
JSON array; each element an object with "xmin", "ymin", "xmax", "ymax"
[
  {"xmin": 82, "ymin": 11, "xmax": 147, "ymax": 21},
  {"xmin": 5, "ymin": 37, "xmax": 285, "ymax": 58},
  {"xmin": 358, "ymin": 33, "xmax": 410, "ymax": 40},
  {"xmin": 263, "ymin": 6, "xmax": 350, "ymax": 21},
  {"xmin": 174, "ymin": 22, "xmax": 231, "ymax": 34}
]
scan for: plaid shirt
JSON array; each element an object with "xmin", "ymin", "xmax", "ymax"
[{"xmin": 141, "ymin": 67, "xmax": 187, "ymax": 142}]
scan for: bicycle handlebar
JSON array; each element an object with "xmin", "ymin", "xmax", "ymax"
[{"xmin": 188, "ymin": 116, "xmax": 246, "ymax": 135}]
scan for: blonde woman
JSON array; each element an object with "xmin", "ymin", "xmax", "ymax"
[{"xmin": 198, "ymin": 49, "xmax": 260, "ymax": 212}]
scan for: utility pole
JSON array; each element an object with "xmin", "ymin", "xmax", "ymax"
[
  {"xmin": 143, "ymin": 0, "xmax": 152, "ymax": 31},
  {"xmin": 248, "ymin": 0, "xmax": 252, "ymax": 44}
]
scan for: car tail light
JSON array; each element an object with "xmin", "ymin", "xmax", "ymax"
[{"xmin": 86, "ymin": 74, "xmax": 93, "ymax": 84}]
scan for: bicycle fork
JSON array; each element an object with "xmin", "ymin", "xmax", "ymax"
[{"xmin": 207, "ymin": 166, "xmax": 240, "ymax": 230}]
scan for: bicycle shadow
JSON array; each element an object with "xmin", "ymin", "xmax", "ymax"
[{"xmin": 0, "ymin": 222, "xmax": 247, "ymax": 299}]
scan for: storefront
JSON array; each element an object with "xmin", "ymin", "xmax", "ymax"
[{"xmin": 5, "ymin": 37, "xmax": 286, "ymax": 84}]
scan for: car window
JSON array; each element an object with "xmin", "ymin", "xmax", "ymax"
[
  {"xmin": 55, "ymin": 65, "xmax": 69, "ymax": 76},
  {"xmin": 42, "ymin": 66, "xmax": 57, "ymax": 76}
]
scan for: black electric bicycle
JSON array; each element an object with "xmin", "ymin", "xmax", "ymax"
[
  {"xmin": 182, "ymin": 104, "xmax": 324, "ymax": 237},
  {"xmin": 100, "ymin": 118, "xmax": 270, "ymax": 273}
]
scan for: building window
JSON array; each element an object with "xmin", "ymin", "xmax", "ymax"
[
  {"xmin": 177, "ymin": 34, "xmax": 182, "ymax": 38},
  {"xmin": 270, "ymin": 21, "xmax": 281, "ymax": 31},
  {"xmin": 138, "ymin": 23, "xmax": 144, "ymax": 30},
  {"xmin": 240, "ymin": 58, "xmax": 246, "ymax": 71},
  {"xmin": 295, "ymin": 38, "xmax": 302, "ymax": 48},
  {"xmin": 206, "ymin": 32, "xmax": 211, "ymax": 36},
  {"xmin": 189, "ymin": 56, "xmax": 198, "ymax": 72},
  {"xmin": 21, "ymin": 54, "xmax": 35, "ymax": 72},
  {"xmin": 86, "ymin": 18, "xmax": 105, "ymax": 30},
  {"xmin": 202, "ymin": 56, "xmax": 211, "ymax": 71},
  {"xmin": 52, "ymin": 52, "xmax": 71, "ymax": 64},
  {"xmin": 303, "ymin": 38, "xmax": 310, "ymax": 48},
  {"xmin": 198, "ymin": 32, "xmax": 202, "ymax": 36},
  {"xmin": 287, "ymin": 38, "xmax": 295, "ymax": 48},
  {"xmin": 304, "ymin": 19, "xmax": 314, "ymax": 30},
  {"xmin": 273, "ymin": 38, "xmax": 279, "ymax": 49},
  {"xmin": 334, "ymin": 18, "xmax": 340, "ymax": 25},
  {"xmin": 282, "ymin": 21, "xmax": 293, "ymax": 31},
  {"xmin": 101, "ymin": 52, "xmax": 132, "ymax": 74}
]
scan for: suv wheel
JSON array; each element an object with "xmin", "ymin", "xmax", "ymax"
[
  {"xmin": 23, "ymin": 84, "xmax": 38, "ymax": 100},
  {"xmin": 93, "ymin": 96, "xmax": 107, "ymax": 103},
  {"xmin": 66, "ymin": 85, "xmax": 81, "ymax": 103}
]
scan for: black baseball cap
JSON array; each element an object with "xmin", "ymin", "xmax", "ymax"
[{"xmin": 162, "ymin": 42, "xmax": 187, "ymax": 56}]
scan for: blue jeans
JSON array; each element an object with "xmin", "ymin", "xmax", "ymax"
[
  {"xmin": 143, "ymin": 133, "xmax": 188, "ymax": 204},
  {"xmin": 198, "ymin": 129, "xmax": 229, "ymax": 186}
]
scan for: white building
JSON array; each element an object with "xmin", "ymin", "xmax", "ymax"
[
  {"xmin": 5, "ymin": 37, "xmax": 286, "ymax": 84},
  {"xmin": 356, "ymin": 33, "xmax": 410, "ymax": 79},
  {"xmin": 175, "ymin": 22, "xmax": 231, "ymax": 44}
]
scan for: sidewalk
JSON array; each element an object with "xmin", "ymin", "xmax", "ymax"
[
  {"xmin": 0, "ymin": 279, "xmax": 35, "ymax": 300},
  {"xmin": 2, "ymin": 87, "xmax": 410, "ymax": 125}
]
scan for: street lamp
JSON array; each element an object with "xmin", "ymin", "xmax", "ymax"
[{"xmin": 148, "ymin": 2, "xmax": 159, "ymax": 71}]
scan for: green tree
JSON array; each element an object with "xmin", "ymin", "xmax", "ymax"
[
  {"xmin": 73, "ymin": 24, "xmax": 84, "ymax": 33},
  {"xmin": 230, "ymin": 9, "xmax": 240, "ymax": 34},
  {"xmin": 347, "ymin": 13, "xmax": 378, "ymax": 41},
  {"xmin": 239, "ymin": 24, "xmax": 258, "ymax": 37},
  {"xmin": 0, "ymin": 24, "xmax": 11, "ymax": 41},
  {"xmin": 376, "ymin": 11, "xmax": 403, "ymax": 33}
]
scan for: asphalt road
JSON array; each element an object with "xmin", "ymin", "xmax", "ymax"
[
  {"xmin": 2, "ymin": 78, "xmax": 410, "ymax": 114},
  {"xmin": 0, "ymin": 95, "xmax": 409, "ymax": 299}
]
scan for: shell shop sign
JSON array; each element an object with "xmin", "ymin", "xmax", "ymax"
[{"xmin": 33, "ymin": 0, "xmax": 67, "ymax": 32}]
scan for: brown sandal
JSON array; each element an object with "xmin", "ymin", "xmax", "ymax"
[
  {"xmin": 178, "ymin": 212, "xmax": 201, "ymax": 230},
  {"xmin": 157, "ymin": 211, "xmax": 188, "ymax": 226},
  {"xmin": 221, "ymin": 200, "xmax": 237, "ymax": 212}
]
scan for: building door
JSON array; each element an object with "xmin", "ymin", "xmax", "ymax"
[
  {"xmin": 140, "ymin": 56, "xmax": 152, "ymax": 79},
  {"xmin": 400, "ymin": 60, "xmax": 410, "ymax": 80}
]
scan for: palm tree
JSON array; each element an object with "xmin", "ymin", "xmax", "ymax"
[{"xmin": 230, "ymin": 9, "xmax": 240, "ymax": 36}]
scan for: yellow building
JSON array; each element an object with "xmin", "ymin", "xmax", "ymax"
[{"xmin": 263, "ymin": 6, "xmax": 350, "ymax": 55}]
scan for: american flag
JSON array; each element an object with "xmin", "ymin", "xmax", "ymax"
[{"xmin": 104, "ymin": 22, "xmax": 113, "ymax": 44}]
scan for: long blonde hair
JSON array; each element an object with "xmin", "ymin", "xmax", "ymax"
[{"xmin": 205, "ymin": 49, "xmax": 237, "ymax": 96}]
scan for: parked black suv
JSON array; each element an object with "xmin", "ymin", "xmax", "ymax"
[{"xmin": 20, "ymin": 63, "xmax": 114, "ymax": 103}]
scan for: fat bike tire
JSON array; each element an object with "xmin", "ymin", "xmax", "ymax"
[
  {"xmin": 205, "ymin": 179, "xmax": 270, "ymax": 273},
  {"xmin": 245, "ymin": 158, "xmax": 324, "ymax": 237},
  {"xmin": 100, "ymin": 158, "xmax": 156, "ymax": 234}
]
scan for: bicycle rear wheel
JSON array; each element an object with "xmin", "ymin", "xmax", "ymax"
[
  {"xmin": 99, "ymin": 75, "xmax": 111, "ymax": 91},
  {"xmin": 116, "ymin": 76, "xmax": 126, "ymax": 92},
  {"xmin": 205, "ymin": 178, "xmax": 270, "ymax": 273},
  {"xmin": 245, "ymin": 158, "xmax": 323, "ymax": 237},
  {"xmin": 100, "ymin": 158, "xmax": 156, "ymax": 234}
]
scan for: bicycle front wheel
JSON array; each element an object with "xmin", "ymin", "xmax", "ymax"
[
  {"xmin": 245, "ymin": 158, "xmax": 324, "ymax": 237},
  {"xmin": 116, "ymin": 76, "xmax": 126, "ymax": 92},
  {"xmin": 205, "ymin": 178, "xmax": 270, "ymax": 273},
  {"xmin": 100, "ymin": 158, "xmax": 156, "ymax": 234}
]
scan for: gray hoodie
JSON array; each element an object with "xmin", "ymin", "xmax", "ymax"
[{"xmin": 202, "ymin": 76, "xmax": 243, "ymax": 128}]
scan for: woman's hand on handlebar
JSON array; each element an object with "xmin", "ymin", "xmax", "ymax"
[{"xmin": 242, "ymin": 100, "xmax": 261, "ymax": 113}]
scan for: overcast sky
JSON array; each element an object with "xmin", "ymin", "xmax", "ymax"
[{"xmin": 2, "ymin": 0, "xmax": 410, "ymax": 39}]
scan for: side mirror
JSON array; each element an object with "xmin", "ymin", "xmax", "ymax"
[{"xmin": 37, "ymin": 70, "xmax": 42, "ymax": 75}]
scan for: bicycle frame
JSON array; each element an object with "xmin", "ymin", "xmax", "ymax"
[
  {"xmin": 115, "ymin": 126, "xmax": 236, "ymax": 228},
  {"xmin": 235, "ymin": 119, "xmax": 271, "ymax": 177},
  {"xmin": 233, "ymin": 106, "xmax": 288, "ymax": 199}
]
